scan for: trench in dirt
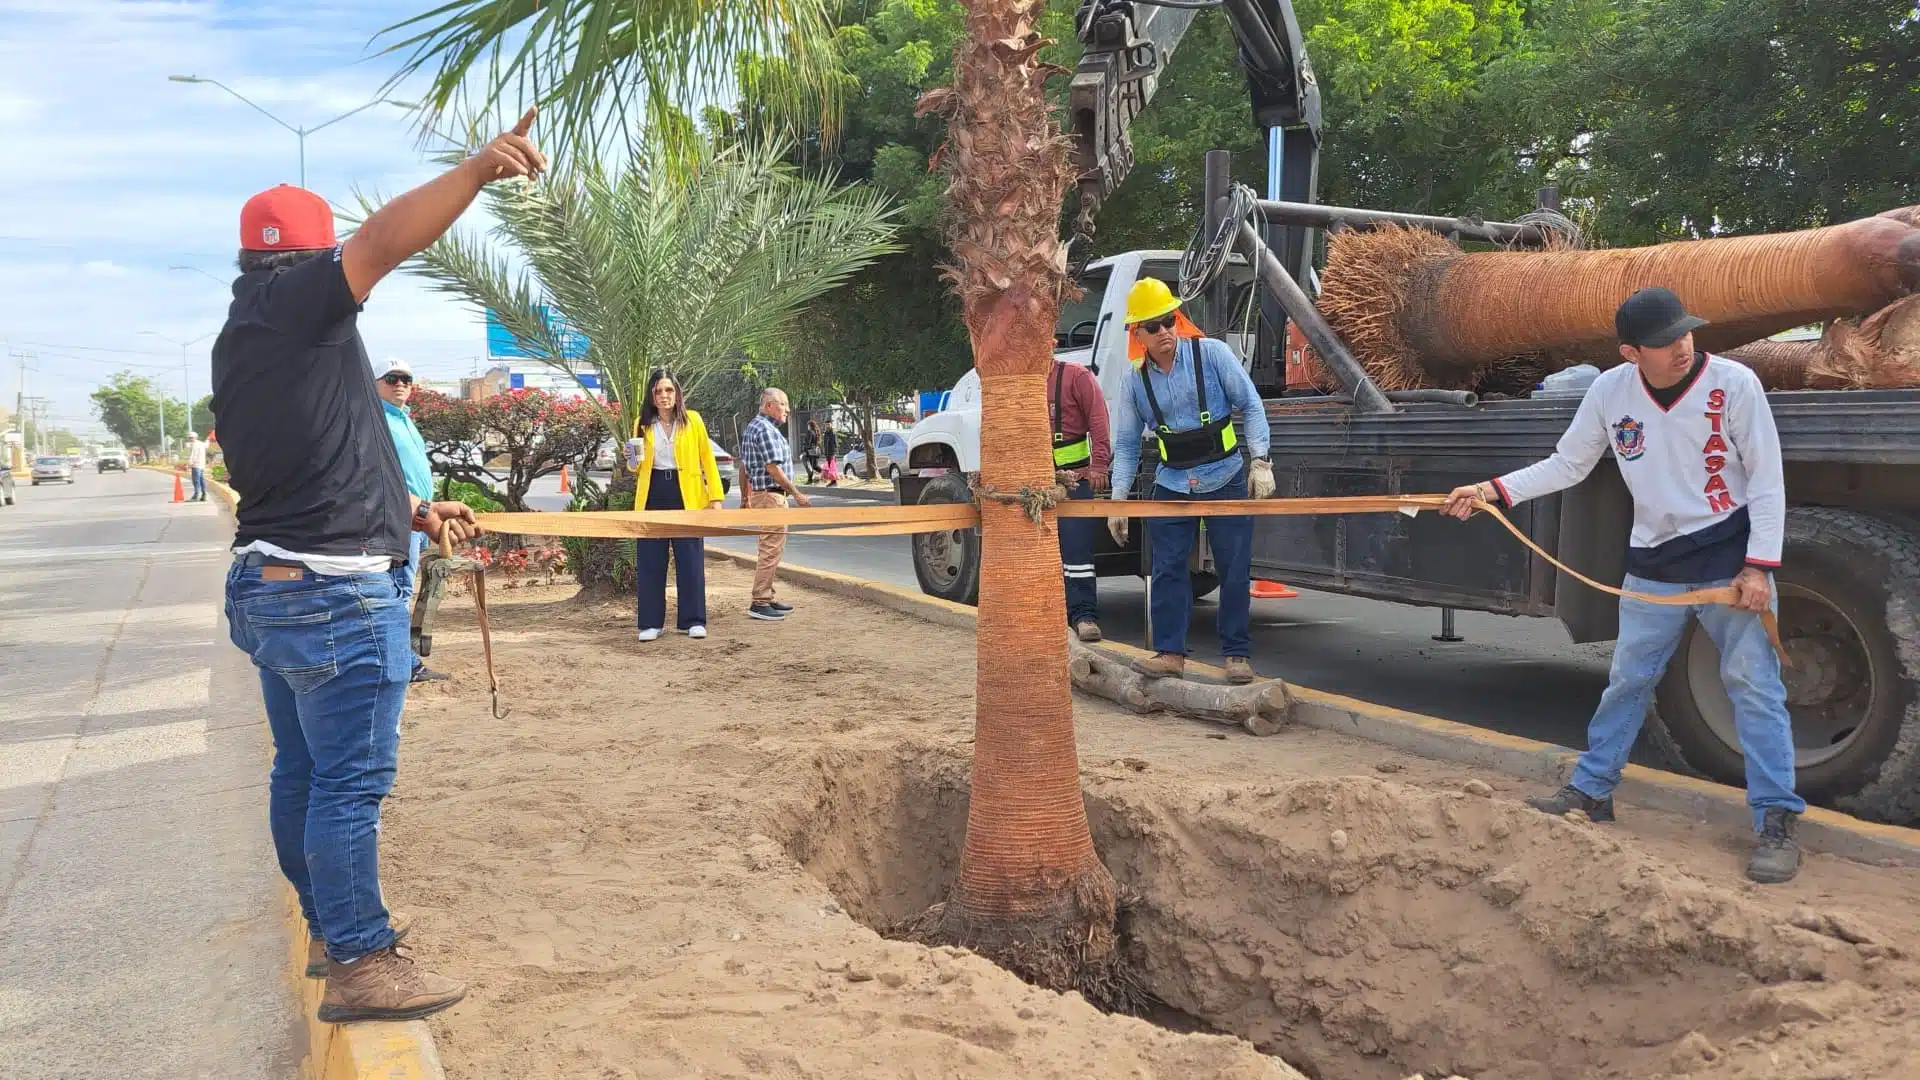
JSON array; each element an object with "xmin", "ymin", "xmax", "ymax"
[{"xmin": 777, "ymin": 746, "xmax": 1880, "ymax": 1080}]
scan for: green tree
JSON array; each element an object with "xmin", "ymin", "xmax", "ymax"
[
  {"xmin": 781, "ymin": 256, "xmax": 972, "ymax": 475},
  {"xmin": 720, "ymin": 0, "xmax": 1080, "ymax": 438},
  {"xmin": 1500, "ymin": 0, "xmax": 1920, "ymax": 244},
  {"xmin": 191, "ymin": 395, "xmax": 216, "ymax": 437},
  {"xmin": 90, "ymin": 373, "xmax": 187, "ymax": 455},
  {"xmin": 381, "ymin": 0, "xmax": 845, "ymax": 159}
]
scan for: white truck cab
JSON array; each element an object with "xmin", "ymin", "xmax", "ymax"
[{"xmin": 899, "ymin": 250, "xmax": 1255, "ymax": 603}]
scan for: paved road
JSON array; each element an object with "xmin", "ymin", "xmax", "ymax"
[
  {"xmin": 0, "ymin": 470, "xmax": 299, "ymax": 1078},
  {"xmin": 521, "ymin": 472, "xmax": 1623, "ymax": 754}
]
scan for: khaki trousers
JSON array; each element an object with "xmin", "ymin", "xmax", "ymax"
[{"xmin": 747, "ymin": 490, "xmax": 788, "ymax": 602}]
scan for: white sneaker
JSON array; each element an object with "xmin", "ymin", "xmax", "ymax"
[
  {"xmin": 637, "ymin": 627, "xmax": 662, "ymax": 642},
  {"xmin": 686, "ymin": 625, "xmax": 708, "ymax": 639}
]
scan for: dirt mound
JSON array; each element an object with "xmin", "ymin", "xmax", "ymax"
[
  {"xmin": 782, "ymin": 743, "xmax": 1920, "ymax": 1080},
  {"xmin": 389, "ymin": 570, "xmax": 1920, "ymax": 1080}
]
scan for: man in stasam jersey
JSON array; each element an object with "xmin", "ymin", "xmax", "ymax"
[{"xmin": 1443, "ymin": 288, "xmax": 1803, "ymax": 884}]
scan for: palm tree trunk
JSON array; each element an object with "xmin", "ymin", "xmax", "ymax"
[
  {"xmin": 917, "ymin": 0, "xmax": 1123, "ymax": 997},
  {"xmin": 1318, "ymin": 214, "xmax": 1920, "ymax": 391}
]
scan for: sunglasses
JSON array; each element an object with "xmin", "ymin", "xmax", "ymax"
[
  {"xmin": 381, "ymin": 374, "xmax": 414, "ymax": 386},
  {"xmin": 1136, "ymin": 316, "xmax": 1177, "ymax": 334}
]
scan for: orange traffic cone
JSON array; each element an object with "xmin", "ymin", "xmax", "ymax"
[
  {"xmin": 558, "ymin": 465, "xmax": 572, "ymax": 494},
  {"xmin": 171, "ymin": 472, "xmax": 185, "ymax": 503},
  {"xmin": 1251, "ymin": 579, "xmax": 1298, "ymax": 599}
]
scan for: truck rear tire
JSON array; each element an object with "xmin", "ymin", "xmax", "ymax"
[
  {"xmin": 911, "ymin": 471, "xmax": 980, "ymax": 605},
  {"xmin": 1644, "ymin": 507, "xmax": 1920, "ymax": 825}
]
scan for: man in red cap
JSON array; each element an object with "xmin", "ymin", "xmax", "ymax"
[{"xmin": 211, "ymin": 109, "xmax": 544, "ymax": 1023}]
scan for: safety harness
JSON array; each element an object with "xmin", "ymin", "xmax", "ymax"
[
  {"xmin": 1050, "ymin": 362, "xmax": 1093, "ymax": 469},
  {"xmin": 1139, "ymin": 339, "xmax": 1238, "ymax": 469}
]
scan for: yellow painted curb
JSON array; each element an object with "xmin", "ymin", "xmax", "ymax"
[
  {"xmin": 706, "ymin": 547, "xmax": 1920, "ymax": 867},
  {"xmin": 210, "ymin": 480, "xmax": 449, "ymax": 1079}
]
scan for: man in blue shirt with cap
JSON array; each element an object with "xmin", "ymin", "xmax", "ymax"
[{"xmin": 375, "ymin": 358, "xmax": 447, "ymax": 683}]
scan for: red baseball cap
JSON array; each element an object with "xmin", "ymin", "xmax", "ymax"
[{"xmin": 238, "ymin": 184, "xmax": 336, "ymax": 252}]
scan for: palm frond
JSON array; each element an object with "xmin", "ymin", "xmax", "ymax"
[
  {"xmin": 395, "ymin": 132, "xmax": 899, "ymax": 439},
  {"xmin": 377, "ymin": 0, "xmax": 842, "ymax": 161}
]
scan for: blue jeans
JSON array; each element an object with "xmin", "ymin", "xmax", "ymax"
[
  {"xmin": 226, "ymin": 559, "xmax": 409, "ymax": 961},
  {"xmin": 1572, "ymin": 573, "xmax": 1805, "ymax": 831},
  {"xmin": 636, "ymin": 469, "xmax": 706, "ymax": 630},
  {"xmin": 1059, "ymin": 479, "xmax": 1099, "ymax": 624},
  {"xmin": 189, "ymin": 467, "xmax": 207, "ymax": 498},
  {"xmin": 1147, "ymin": 470, "xmax": 1254, "ymax": 657},
  {"xmin": 392, "ymin": 532, "xmax": 428, "ymax": 677}
]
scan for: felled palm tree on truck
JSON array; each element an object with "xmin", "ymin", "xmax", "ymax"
[{"xmin": 389, "ymin": 0, "xmax": 1125, "ymax": 995}]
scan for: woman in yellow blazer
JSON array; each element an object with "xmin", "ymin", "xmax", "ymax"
[{"xmin": 627, "ymin": 370, "xmax": 725, "ymax": 641}]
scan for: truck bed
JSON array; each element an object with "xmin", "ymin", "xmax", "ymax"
[{"xmin": 1256, "ymin": 388, "xmax": 1920, "ymax": 635}]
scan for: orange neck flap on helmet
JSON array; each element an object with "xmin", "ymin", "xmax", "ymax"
[{"xmin": 1128, "ymin": 310, "xmax": 1205, "ymax": 363}]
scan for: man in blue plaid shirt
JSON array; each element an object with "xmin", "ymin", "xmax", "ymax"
[{"xmin": 737, "ymin": 388, "xmax": 811, "ymax": 620}]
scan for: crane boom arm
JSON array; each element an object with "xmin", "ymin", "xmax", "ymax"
[{"xmin": 1066, "ymin": 0, "xmax": 1323, "ymax": 262}]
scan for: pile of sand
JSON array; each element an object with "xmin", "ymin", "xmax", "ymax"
[{"xmin": 386, "ymin": 564, "xmax": 1920, "ymax": 1079}]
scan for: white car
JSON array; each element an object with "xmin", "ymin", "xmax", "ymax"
[
  {"xmin": 840, "ymin": 431, "xmax": 909, "ymax": 480},
  {"xmin": 30, "ymin": 455, "xmax": 74, "ymax": 485}
]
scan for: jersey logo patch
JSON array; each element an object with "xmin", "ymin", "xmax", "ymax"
[{"xmin": 1611, "ymin": 416, "xmax": 1647, "ymax": 461}]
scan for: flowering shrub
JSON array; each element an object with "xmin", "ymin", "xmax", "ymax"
[
  {"xmin": 458, "ymin": 540, "xmax": 573, "ymax": 584},
  {"xmin": 412, "ymin": 386, "xmax": 609, "ymax": 511}
]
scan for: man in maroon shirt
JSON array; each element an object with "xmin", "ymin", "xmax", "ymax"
[{"xmin": 1050, "ymin": 359, "xmax": 1113, "ymax": 641}]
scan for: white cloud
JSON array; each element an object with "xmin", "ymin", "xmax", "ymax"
[{"xmin": 0, "ymin": 0, "xmax": 514, "ymax": 432}]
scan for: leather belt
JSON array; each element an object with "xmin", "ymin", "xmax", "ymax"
[{"xmin": 236, "ymin": 552, "xmax": 309, "ymax": 570}]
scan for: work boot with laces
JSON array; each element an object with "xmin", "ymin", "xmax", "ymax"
[
  {"xmin": 317, "ymin": 945, "xmax": 466, "ymax": 1023},
  {"xmin": 1525, "ymin": 784, "xmax": 1616, "ymax": 822},
  {"xmin": 1747, "ymin": 808, "xmax": 1802, "ymax": 884},
  {"xmin": 307, "ymin": 912, "xmax": 412, "ymax": 978},
  {"xmin": 1223, "ymin": 657, "xmax": 1256, "ymax": 685},
  {"xmin": 1137, "ymin": 652, "xmax": 1186, "ymax": 679}
]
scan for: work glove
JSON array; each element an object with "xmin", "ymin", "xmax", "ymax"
[
  {"xmin": 1249, "ymin": 457, "xmax": 1276, "ymax": 500},
  {"xmin": 1107, "ymin": 488, "xmax": 1130, "ymax": 546}
]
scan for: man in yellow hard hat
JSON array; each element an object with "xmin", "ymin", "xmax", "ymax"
[{"xmin": 1107, "ymin": 278, "xmax": 1274, "ymax": 683}]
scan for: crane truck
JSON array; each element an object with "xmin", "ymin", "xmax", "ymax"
[{"xmin": 894, "ymin": 0, "xmax": 1920, "ymax": 825}]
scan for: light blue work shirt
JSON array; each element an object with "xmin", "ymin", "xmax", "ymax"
[
  {"xmin": 1109, "ymin": 336, "xmax": 1271, "ymax": 496},
  {"xmin": 382, "ymin": 399, "xmax": 434, "ymax": 502}
]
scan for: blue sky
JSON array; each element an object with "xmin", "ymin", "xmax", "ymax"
[{"xmin": 0, "ymin": 0, "xmax": 516, "ymax": 439}]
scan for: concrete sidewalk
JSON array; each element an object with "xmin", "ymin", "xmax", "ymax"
[{"xmin": 0, "ymin": 470, "xmax": 298, "ymax": 1078}]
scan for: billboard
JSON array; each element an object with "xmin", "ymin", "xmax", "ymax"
[{"xmin": 486, "ymin": 306, "xmax": 590, "ymax": 361}]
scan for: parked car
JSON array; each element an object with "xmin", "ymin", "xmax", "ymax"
[
  {"xmin": 841, "ymin": 430, "xmax": 909, "ymax": 480},
  {"xmin": 98, "ymin": 451, "xmax": 128, "ymax": 473},
  {"xmin": 31, "ymin": 455, "xmax": 74, "ymax": 485}
]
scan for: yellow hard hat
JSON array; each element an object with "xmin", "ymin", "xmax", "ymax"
[{"xmin": 1124, "ymin": 278, "xmax": 1181, "ymax": 325}]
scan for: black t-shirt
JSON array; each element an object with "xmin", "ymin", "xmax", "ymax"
[
  {"xmin": 209, "ymin": 248, "xmax": 410, "ymax": 560},
  {"xmin": 1641, "ymin": 350, "xmax": 1706, "ymax": 409}
]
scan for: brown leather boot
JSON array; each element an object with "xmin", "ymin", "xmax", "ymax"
[
  {"xmin": 307, "ymin": 912, "xmax": 412, "ymax": 978},
  {"xmin": 1223, "ymin": 657, "xmax": 1256, "ymax": 685},
  {"xmin": 1074, "ymin": 620, "xmax": 1103, "ymax": 643},
  {"xmin": 317, "ymin": 946, "xmax": 465, "ymax": 1023},
  {"xmin": 1136, "ymin": 652, "xmax": 1186, "ymax": 679}
]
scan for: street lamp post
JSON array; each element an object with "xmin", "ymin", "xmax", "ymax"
[
  {"xmin": 139, "ymin": 329, "xmax": 217, "ymax": 461},
  {"xmin": 166, "ymin": 76, "xmax": 417, "ymax": 188}
]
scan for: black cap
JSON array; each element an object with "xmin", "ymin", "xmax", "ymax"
[{"xmin": 1616, "ymin": 287, "xmax": 1708, "ymax": 348}]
